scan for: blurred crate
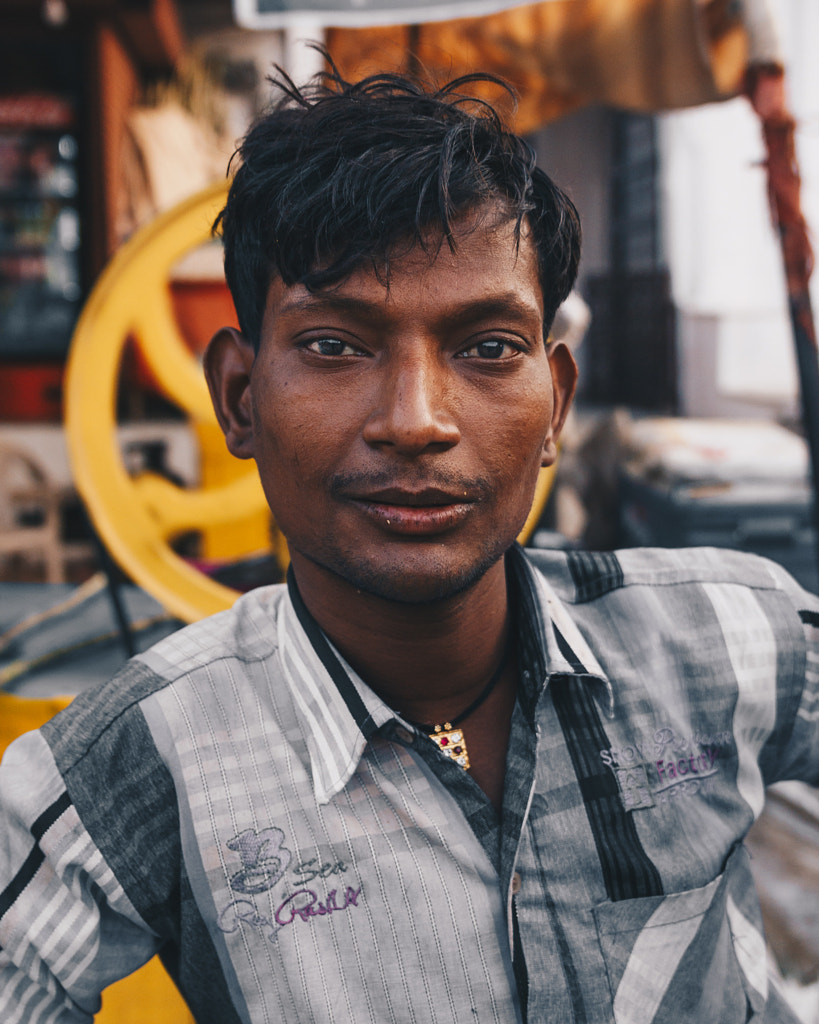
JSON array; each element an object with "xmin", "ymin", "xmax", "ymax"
[
  {"xmin": 618, "ymin": 418, "xmax": 818, "ymax": 595},
  {"xmin": 619, "ymin": 472, "xmax": 817, "ymax": 593}
]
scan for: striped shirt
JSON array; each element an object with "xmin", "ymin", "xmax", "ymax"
[{"xmin": 1, "ymin": 544, "xmax": 817, "ymax": 1023}]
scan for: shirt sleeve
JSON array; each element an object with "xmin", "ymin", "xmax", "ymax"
[
  {"xmin": 0, "ymin": 728, "xmax": 161, "ymax": 1023},
  {"xmin": 762, "ymin": 559, "xmax": 819, "ymax": 786}
]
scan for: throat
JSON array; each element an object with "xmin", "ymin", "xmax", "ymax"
[
  {"xmin": 402, "ymin": 649, "xmax": 519, "ymax": 816},
  {"xmin": 399, "ymin": 631, "xmax": 513, "ymax": 770}
]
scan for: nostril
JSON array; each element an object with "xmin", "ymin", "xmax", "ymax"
[
  {"xmin": 362, "ymin": 375, "xmax": 460, "ymax": 453},
  {"xmin": 363, "ymin": 414, "xmax": 460, "ymax": 454}
]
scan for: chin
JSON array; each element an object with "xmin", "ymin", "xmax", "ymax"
[{"xmin": 313, "ymin": 541, "xmax": 510, "ymax": 606}]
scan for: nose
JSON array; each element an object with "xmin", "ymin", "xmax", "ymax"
[{"xmin": 362, "ymin": 348, "xmax": 460, "ymax": 455}]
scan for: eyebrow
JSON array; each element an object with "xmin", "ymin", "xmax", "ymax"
[{"xmin": 275, "ymin": 290, "xmax": 543, "ymax": 326}]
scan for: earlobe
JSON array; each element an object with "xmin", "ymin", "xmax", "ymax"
[
  {"xmin": 541, "ymin": 341, "xmax": 578, "ymax": 467},
  {"xmin": 203, "ymin": 327, "xmax": 257, "ymax": 460}
]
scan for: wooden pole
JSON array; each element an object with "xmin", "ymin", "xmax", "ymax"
[{"xmin": 746, "ymin": 65, "xmax": 819, "ymax": 580}]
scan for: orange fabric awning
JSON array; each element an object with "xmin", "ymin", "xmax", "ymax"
[{"xmin": 328, "ymin": 0, "xmax": 749, "ymax": 133}]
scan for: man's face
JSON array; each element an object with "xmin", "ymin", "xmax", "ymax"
[{"xmin": 207, "ymin": 206, "xmax": 576, "ymax": 604}]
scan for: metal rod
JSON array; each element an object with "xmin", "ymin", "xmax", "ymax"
[
  {"xmin": 90, "ymin": 530, "xmax": 135, "ymax": 660},
  {"xmin": 746, "ymin": 65, "xmax": 819, "ymax": 583},
  {"xmin": 787, "ymin": 288, "xmax": 819, "ymax": 579}
]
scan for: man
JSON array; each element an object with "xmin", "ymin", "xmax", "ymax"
[{"xmin": 1, "ymin": 61, "xmax": 817, "ymax": 1024}]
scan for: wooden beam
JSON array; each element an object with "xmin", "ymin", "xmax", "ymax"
[{"xmin": 3, "ymin": 0, "xmax": 183, "ymax": 72}]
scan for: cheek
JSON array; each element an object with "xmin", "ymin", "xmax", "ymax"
[
  {"xmin": 474, "ymin": 418, "xmax": 550, "ymax": 518},
  {"xmin": 249, "ymin": 393, "xmax": 308, "ymax": 489},
  {"xmin": 251, "ymin": 378, "xmax": 356, "ymax": 490},
  {"xmin": 494, "ymin": 387, "xmax": 554, "ymax": 467}
]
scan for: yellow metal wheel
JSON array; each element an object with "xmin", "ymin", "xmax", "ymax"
[
  {"xmin": 65, "ymin": 182, "xmax": 554, "ymax": 623},
  {"xmin": 521, "ymin": 466, "xmax": 555, "ymax": 545},
  {"xmin": 65, "ymin": 182, "xmax": 274, "ymax": 623}
]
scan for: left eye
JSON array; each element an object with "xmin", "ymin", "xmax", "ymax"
[{"xmin": 459, "ymin": 339, "xmax": 520, "ymax": 360}]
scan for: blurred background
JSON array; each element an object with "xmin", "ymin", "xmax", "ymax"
[{"xmin": 0, "ymin": 1, "xmax": 817, "ymax": 1019}]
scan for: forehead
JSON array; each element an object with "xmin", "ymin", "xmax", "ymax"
[{"xmin": 263, "ymin": 209, "xmax": 544, "ymax": 329}]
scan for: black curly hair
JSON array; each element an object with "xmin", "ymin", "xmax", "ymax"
[{"xmin": 216, "ymin": 52, "xmax": 581, "ymax": 350}]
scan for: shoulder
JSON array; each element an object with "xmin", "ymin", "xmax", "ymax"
[
  {"xmin": 523, "ymin": 545, "xmax": 819, "ymax": 677},
  {"xmin": 30, "ymin": 585, "xmax": 291, "ymax": 936},
  {"xmin": 524, "ymin": 544, "xmax": 814, "ymax": 607},
  {"xmin": 41, "ymin": 583, "xmax": 289, "ymax": 773},
  {"xmin": 523, "ymin": 546, "xmax": 819, "ymax": 787}
]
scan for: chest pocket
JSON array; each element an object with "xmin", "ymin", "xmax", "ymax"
[{"xmin": 593, "ymin": 845, "xmax": 768, "ymax": 1024}]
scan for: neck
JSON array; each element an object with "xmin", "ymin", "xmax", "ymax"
[{"xmin": 289, "ymin": 551, "xmax": 511, "ymax": 724}]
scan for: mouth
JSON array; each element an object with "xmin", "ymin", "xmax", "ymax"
[{"xmin": 341, "ymin": 486, "xmax": 477, "ymax": 535}]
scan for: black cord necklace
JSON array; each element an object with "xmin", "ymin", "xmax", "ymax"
[{"xmin": 400, "ymin": 634, "xmax": 512, "ymax": 770}]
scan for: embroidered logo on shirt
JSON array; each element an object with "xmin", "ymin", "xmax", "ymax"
[
  {"xmin": 217, "ymin": 826, "xmax": 362, "ymax": 944},
  {"xmin": 227, "ymin": 827, "xmax": 292, "ymax": 894},
  {"xmin": 600, "ymin": 726, "xmax": 734, "ymax": 811},
  {"xmin": 612, "ymin": 764, "xmax": 655, "ymax": 810}
]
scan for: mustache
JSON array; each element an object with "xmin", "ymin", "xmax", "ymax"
[{"xmin": 329, "ymin": 468, "xmax": 493, "ymax": 500}]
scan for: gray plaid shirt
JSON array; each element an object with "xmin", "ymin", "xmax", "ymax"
[{"xmin": 1, "ymin": 545, "xmax": 817, "ymax": 1023}]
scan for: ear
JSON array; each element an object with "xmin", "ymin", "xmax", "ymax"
[
  {"xmin": 541, "ymin": 341, "xmax": 578, "ymax": 467},
  {"xmin": 203, "ymin": 327, "xmax": 257, "ymax": 460}
]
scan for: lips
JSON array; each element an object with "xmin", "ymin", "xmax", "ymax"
[
  {"xmin": 341, "ymin": 485, "xmax": 477, "ymax": 535},
  {"xmin": 351, "ymin": 486, "xmax": 473, "ymax": 507}
]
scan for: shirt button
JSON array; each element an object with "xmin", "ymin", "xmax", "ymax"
[
  {"xmin": 395, "ymin": 726, "xmax": 414, "ymax": 744},
  {"xmin": 511, "ymin": 872, "xmax": 522, "ymax": 895}
]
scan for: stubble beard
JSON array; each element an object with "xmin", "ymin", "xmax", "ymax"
[{"xmin": 291, "ymin": 531, "xmax": 515, "ymax": 606}]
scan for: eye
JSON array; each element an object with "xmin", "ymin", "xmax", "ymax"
[
  {"xmin": 458, "ymin": 338, "xmax": 522, "ymax": 360},
  {"xmin": 303, "ymin": 337, "xmax": 365, "ymax": 357}
]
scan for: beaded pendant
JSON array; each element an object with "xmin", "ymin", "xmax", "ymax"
[{"xmin": 429, "ymin": 723, "xmax": 470, "ymax": 769}]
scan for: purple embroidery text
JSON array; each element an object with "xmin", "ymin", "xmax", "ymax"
[
  {"xmin": 600, "ymin": 726, "xmax": 734, "ymax": 810},
  {"xmin": 218, "ymin": 885, "xmax": 363, "ymax": 944},
  {"xmin": 655, "ymin": 747, "xmax": 719, "ymax": 784}
]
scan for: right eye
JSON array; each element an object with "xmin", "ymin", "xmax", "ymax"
[{"xmin": 303, "ymin": 338, "xmax": 364, "ymax": 357}]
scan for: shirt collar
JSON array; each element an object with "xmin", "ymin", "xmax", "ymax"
[
  {"xmin": 506, "ymin": 545, "xmax": 614, "ymax": 718},
  {"xmin": 280, "ymin": 549, "xmax": 614, "ymax": 804},
  {"xmin": 513, "ymin": 547, "xmax": 614, "ymax": 717},
  {"xmin": 280, "ymin": 569, "xmax": 398, "ymax": 803}
]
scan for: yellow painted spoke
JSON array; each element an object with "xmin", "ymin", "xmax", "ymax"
[
  {"xmin": 131, "ymin": 290, "xmax": 213, "ymax": 420},
  {"xmin": 133, "ymin": 472, "xmax": 268, "ymax": 538}
]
